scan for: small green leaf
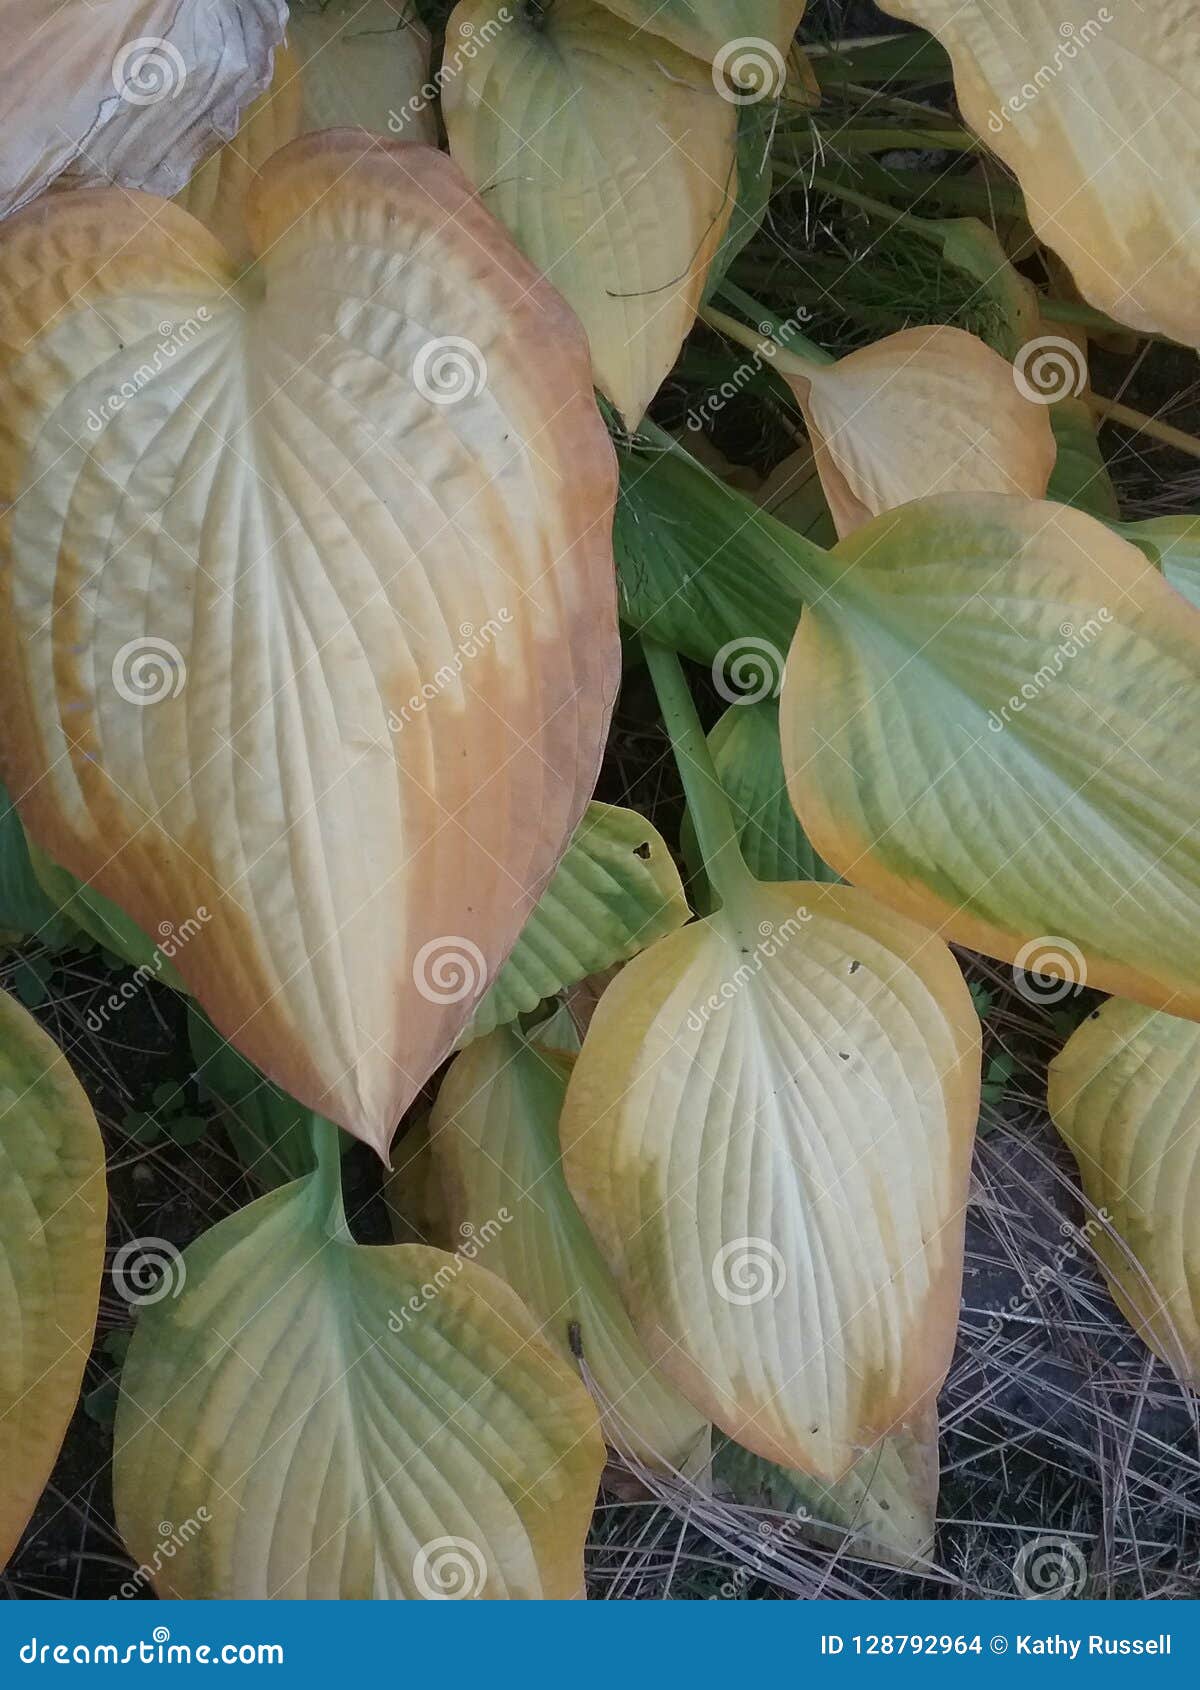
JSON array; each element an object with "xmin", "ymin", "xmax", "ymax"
[
  {"xmin": 11, "ymin": 954, "xmax": 52, "ymax": 1010},
  {"xmin": 1112, "ymin": 515, "xmax": 1200, "ymax": 611},
  {"xmin": 1047, "ymin": 398, "xmax": 1119, "ymax": 519},
  {"xmin": 0, "ymin": 780, "xmax": 81, "ymax": 950}
]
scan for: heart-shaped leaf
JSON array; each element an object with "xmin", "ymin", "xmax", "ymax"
[
  {"xmin": 1049, "ymin": 999, "xmax": 1200, "ymax": 1388},
  {"xmin": 781, "ymin": 495, "xmax": 1200, "ymax": 1017},
  {"xmin": 0, "ymin": 136, "xmax": 619, "ymax": 1157},
  {"xmin": 560, "ymin": 879, "xmax": 979, "ymax": 1478},
  {"xmin": 443, "ymin": 0, "xmax": 738, "ymax": 428},
  {"xmin": 0, "ymin": 988, "xmax": 106, "ymax": 1563},
  {"xmin": 0, "ymin": 0, "xmax": 286, "ymax": 218}
]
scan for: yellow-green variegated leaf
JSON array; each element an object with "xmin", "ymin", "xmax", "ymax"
[
  {"xmin": 0, "ymin": 1, "xmax": 285, "ymax": 218},
  {"xmin": 430, "ymin": 1027, "xmax": 711, "ymax": 1472},
  {"xmin": 1049, "ymin": 1000, "xmax": 1200, "ymax": 1387},
  {"xmin": 463, "ymin": 803, "xmax": 689, "ymax": 1044},
  {"xmin": 788, "ymin": 325, "xmax": 1054, "ymax": 538},
  {"xmin": 594, "ymin": 1, "xmax": 806, "ymax": 67},
  {"xmin": 0, "ymin": 988, "xmax": 106, "ymax": 1564},
  {"xmin": 443, "ymin": 0, "xmax": 737, "ymax": 428},
  {"xmin": 1114, "ymin": 517, "xmax": 1200, "ymax": 613},
  {"xmin": 878, "ymin": 1, "xmax": 1200, "ymax": 349},
  {"xmin": 560, "ymin": 879, "xmax": 980, "ymax": 1479},
  {"xmin": 113, "ymin": 1163, "xmax": 604, "ymax": 1598},
  {"xmin": 0, "ymin": 137, "xmax": 618, "ymax": 1159},
  {"xmin": 782, "ymin": 495, "xmax": 1200, "ymax": 1017}
]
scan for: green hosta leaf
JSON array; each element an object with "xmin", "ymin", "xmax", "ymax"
[
  {"xmin": 704, "ymin": 101, "xmax": 777, "ymax": 305},
  {"xmin": 0, "ymin": 988, "xmax": 106, "ymax": 1562},
  {"xmin": 1113, "ymin": 516, "xmax": 1200, "ymax": 612},
  {"xmin": 1047, "ymin": 398, "xmax": 1119, "ymax": 520},
  {"xmin": 430, "ymin": 1026, "xmax": 711, "ymax": 1472},
  {"xmin": 592, "ymin": 0, "xmax": 806, "ymax": 64},
  {"xmin": 682, "ymin": 702, "xmax": 838, "ymax": 899},
  {"xmin": 0, "ymin": 781, "xmax": 80, "ymax": 950},
  {"xmin": 114, "ymin": 1143, "xmax": 605, "ymax": 1599},
  {"xmin": 757, "ymin": 448, "xmax": 838, "ymax": 549},
  {"xmin": 25, "ymin": 835, "xmax": 186, "ymax": 989},
  {"xmin": 463, "ymin": 803, "xmax": 689, "ymax": 1044},
  {"xmin": 615, "ymin": 440, "xmax": 812, "ymax": 665}
]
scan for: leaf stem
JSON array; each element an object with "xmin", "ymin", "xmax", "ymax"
[
  {"xmin": 1087, "ymin": 394, "xmax": 1200, "ymax": 463},
  {"xmin": 309, "ymin": 1114, "xmax": 352, "ymax": 1241},
  {"xmin": 700, "ymin": 303, "xmax": 828, "ymax": 382},
  {"xmin": 642, "ymin": 640, "xmax": 757, "ymax": 915}
]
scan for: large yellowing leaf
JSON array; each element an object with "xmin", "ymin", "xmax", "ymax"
[
  {"xmin": 0, "ymin": 0, "xmax": 285, "ymax": 218},
  {"xmin": 0, "ymin": 988, "xmax": 106, "ymax": 1564},
  {"xmin": 878, "ymin": 2, "xmax": 1200, "ymax": 348},
  {"xmin": 443, "ymin": 0, "xmax": 738, "ymax": 428},
  {"xmin": 781, "ymin": 495, "xmax": 1200, "ymax": 1018},
  {"xmin": 560, "ymin": 879, "xmax": 980, "ymax": 1479},
  {"xmin": 178, "ymin": 3, "xmax": 436, "ymax": 259},
  {"xmin": 0, "ymin": 136, "xmax": 619, "ymax": 1159},
  {"xmin": 593, "ymin": 1, "xmax": 806, "ymax": 67},
  {"xmin": 463, "ymin": 802, "xmax": 690, "ymax": 1043},
  {"xmin": 428, "ymin": 1025, "xmax": 710, "ymax": 1472},
  {"xmin": 1048, "ymin": 1000, "xmax": 1200, "ymax": 1388},
  {"xmin": 786, "ymin": 325, "xmax": 1054, "ymax": 537},
  {"xmin": 114, "ymin": 1153, "xmax": 604, "ymax": 1598}
]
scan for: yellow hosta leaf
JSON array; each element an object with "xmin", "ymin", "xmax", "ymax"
[
  {"xmin": 0, "ymin": 988, "xmax": 106, "ymax": 1563},
  {"xmin": 178, "ymin": 4, "xmax": 436, "ymax": 260},
  {"xmin": 788, "ymin": 326, "xmax": 1054, "ymax": 537},
  {"xmin": 1049, "ymin": 1001, "xmax": 1200, "ymax": 1387},
  {"xmin": 560, "ymin": 879, "xmax": 979, "ymax": 1479},
  {"xmin": 114, "ymin": 1163, "xmax": 604, "ymax": 1598},
  {"xmin": 443, "ymin": 0, "xmax": 737, "ymax": 428},
  {"xmin": 781, "ymin": 495, "xmax": 1200, "ymax": 1018},
  {"xmin": 0, "ymin": 1, "xmax": 285, "ymax": 217},
  {"xmin": 430, "ymin": 1026, "xmax": 711, "ymax": 1473},
  {"xmin": 593, "ymin": 1, "xmax": 806, "ymax": 68},
  {"xmin": 0, "ymin": 137, "xmax": 619, "ymax": 1158},
  {"xmin": 878, "ymin": 1, "xmax": 1200, "ymax": 348}
]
